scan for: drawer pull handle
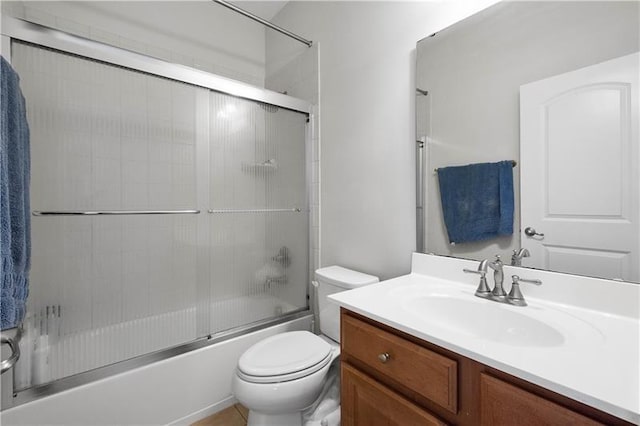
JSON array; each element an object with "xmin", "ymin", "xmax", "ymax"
[{"xmin": 378, "ymin": 352, "xmax": 390, "ymax": 363}]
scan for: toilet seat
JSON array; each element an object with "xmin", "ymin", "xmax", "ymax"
[
  {"xmin": 237, "ymin": 331, "xmax": 333, "ymax": 384},
  {"xmin": 238, "ymin": 350, "xmax": 333, "ymax": 384}
]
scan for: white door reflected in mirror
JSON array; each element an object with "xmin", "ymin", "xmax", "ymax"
[{"xmin": 520, "ymin": 52, "xmax": 639, "ymax": 282}]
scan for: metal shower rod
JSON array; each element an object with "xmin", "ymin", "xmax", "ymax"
[{"xmin": 212, "ymin": 0, "xmax": 313, "ymax": 48}]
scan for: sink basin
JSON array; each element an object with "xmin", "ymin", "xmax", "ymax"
[{"xmin": 404, "ymin": 295, "xmax": 566, "ymax": 347}]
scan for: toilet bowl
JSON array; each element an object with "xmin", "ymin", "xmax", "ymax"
[{"xmin": 232, "ymin": 266, "xmax": 379, "ymax": 426}]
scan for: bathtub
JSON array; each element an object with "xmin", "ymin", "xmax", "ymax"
[
  {"xmin": 1, "ymin": 305, "xmax": 312, "ymax": 425},
  {"xmin": 16, "ymin": 294, "xmax": 300, "ymax": 388}
]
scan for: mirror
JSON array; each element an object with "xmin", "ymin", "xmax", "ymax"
[{"xmin": 416, "ymin": 1, "xmax": 639, "ymax": 282}]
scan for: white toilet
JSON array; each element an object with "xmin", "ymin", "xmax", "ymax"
[{"xmin": 232, "ymin": 266, "xmax": 379, "ymax": 426}]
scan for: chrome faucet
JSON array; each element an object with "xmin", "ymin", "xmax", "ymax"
[
  {"xmin": 464, "ymin": 256, "xmax": 542, "ymax": 307},
  {"xmin": 488, "ymin": 255, "xmax": 505, "ymax": 300},
  {"xmin": 511, "ymin": 248, "xmax": 531, "ymax": 267},
  {"xmin": 272, "ymin": 246, "xmax": 291, "ymax": 268}
]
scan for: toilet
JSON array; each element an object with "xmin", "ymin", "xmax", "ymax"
[{"xmin": 232, "ymin": 266, "xmax": 379, "ymax": 426}]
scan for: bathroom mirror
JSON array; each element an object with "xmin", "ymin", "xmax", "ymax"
[{"xmin": 416, "ymin": 1, "xmax": 640, "ymax": 282}]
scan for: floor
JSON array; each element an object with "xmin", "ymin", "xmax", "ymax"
[{"xmin": 192, "ymin": 404, "xmax": 249, "ymax": 426}]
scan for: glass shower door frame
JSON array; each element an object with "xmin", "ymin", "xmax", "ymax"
[{"xmin": 1, "ymin": 16, "xmax": 313, "ymax": 409}]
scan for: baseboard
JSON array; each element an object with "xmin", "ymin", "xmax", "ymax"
[{"xmin": 167, "ymin": 396, "xmax": 237, "ymax": 426}]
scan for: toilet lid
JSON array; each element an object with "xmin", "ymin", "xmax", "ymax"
[{"xmin": 238, "ymin": 331, "xmax": 332, "ymax": 381}]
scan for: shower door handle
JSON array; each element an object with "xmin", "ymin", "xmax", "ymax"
[{"xmin": 1, "ymin": 336, "xmax": 20, "ymax": 375}]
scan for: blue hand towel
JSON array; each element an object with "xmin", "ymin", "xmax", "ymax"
[
  {"xmin": 1, "ymin": 56, "xmax": 31, "ymax": 330},
  {"xmin": 437, "ymin": 161, "xmax": 513, "ymax": 244}
]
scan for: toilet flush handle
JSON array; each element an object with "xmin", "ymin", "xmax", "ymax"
[{"xmin": 378, "ymin": 352, "xmax": 390, "ymax": 363}]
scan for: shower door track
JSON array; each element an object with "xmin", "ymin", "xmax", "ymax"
[{"xmin": 0, "ymin": 17, "xmax": 311, "ymax": 115}]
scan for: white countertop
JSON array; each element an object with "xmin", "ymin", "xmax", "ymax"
[{"xmin": 329, "ymin": 255, "xmax": 640, "ymax": 424}]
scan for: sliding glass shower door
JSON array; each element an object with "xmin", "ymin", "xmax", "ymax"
[
  {"xmin": 208, "ymin": 94, "xmax": 308, "ymax": 334},
  {"xmin": 11, "ymin": 41, "xmax": 308, "ymax": 391}
]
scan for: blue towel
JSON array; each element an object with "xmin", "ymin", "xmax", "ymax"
[
  {"xmin": 1, "ymin": 56, "xmax": 31, "ymax": 330},
  {"xmin": 437, "ymin": 161, "xmax": 513, "ymax": 244}
]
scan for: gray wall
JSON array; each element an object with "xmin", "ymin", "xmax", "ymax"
[
  {"xmin": 271, "ymin": 0, "xmax": 499, "ymax": 280},
  {"xmin": 417, "ymin": 1, "xmax": 640, "ymax": 262}
]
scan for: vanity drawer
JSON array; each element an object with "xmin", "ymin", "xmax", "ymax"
[
  {"xmin": 480, "ymin": 374, "xmax": 604, "ymax": 426},
  {"xmin": 341, "ymin": 313, "xmax": 458, "ymax": 414}
]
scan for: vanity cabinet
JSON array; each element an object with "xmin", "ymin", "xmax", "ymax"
[{"xmin": 340, "ymin": 309, "xmax": 632, "ymax": 426}]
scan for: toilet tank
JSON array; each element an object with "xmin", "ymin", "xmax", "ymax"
[{"xmin": 315, "ymin": 266, "xmax": 379, "ymax": 342}]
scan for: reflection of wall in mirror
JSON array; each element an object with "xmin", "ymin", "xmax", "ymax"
[{"xmin": 416, "ymin": 1, "xmax": 639, "ymax": 269}]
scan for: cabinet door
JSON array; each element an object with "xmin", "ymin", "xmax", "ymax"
[
  {"xmin": 342, "ymin": 363, "xmax": 446, "ymax": 426},
  {"xmin": 480, "ymin": 374, "xmax": 603, "ymax": 426}
]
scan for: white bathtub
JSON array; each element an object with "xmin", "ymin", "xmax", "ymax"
[
  {"xmin": 1, "ymin": 315, "xmax": 312, "ymax": 425},
  {"xmin": 16, "ymin": 294, "xmax": 298, "ymax": 388}
]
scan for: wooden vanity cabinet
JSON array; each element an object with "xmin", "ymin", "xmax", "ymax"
[{"xmin": 340, "ymin": 309, "xmax": 632, "ymax": 426}]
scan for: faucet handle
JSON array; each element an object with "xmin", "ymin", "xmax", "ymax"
[
  {"xmin": 507, "ymin": 275, "xmax": 542, "ymax": 306},
  {"xmin": 463, "ymin": 268, "xmax": 492, "ymax": 298},
  {"xmin": 512, "ymin": 275, "xmax": 542, "ymax": 286},
  {"xmin": 463, "ymin": 268, "xmax": 486, "ymax": 277}
]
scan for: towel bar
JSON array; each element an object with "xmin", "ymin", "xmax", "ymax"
[
  {"xmin": 207, "ymin": 208, "xmax": 302, "ymax": 214},
  {"xmin": 434, "ymin": 160, "xmax": 517, "ymax": 173},
  {"xmin": 32, "ymin": 210, "xmax": 200, "ymax": 216}
]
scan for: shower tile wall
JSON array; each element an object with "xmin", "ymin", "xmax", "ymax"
[{"xmin": 310, "ymin": 104, "xmax": 320, "ymax": 274}]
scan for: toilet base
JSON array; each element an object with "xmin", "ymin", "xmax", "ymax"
[{"xmin": 247, "ymin": 410, "xmax": 302, "ymax": 426}]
